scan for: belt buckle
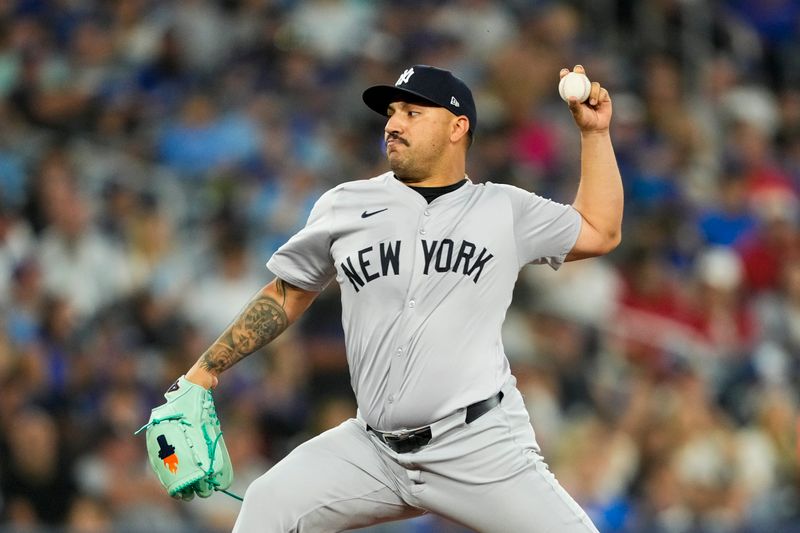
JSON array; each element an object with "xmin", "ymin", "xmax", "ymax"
[
  {"xmin": 383, "ymin": 428, "xmax": 413, "ymax": 444},
  {"xmin": 380, "ymin": 427, "xmax": 430, "ymax": 453}
]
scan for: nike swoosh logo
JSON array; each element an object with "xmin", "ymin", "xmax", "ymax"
[{"xmin": 361, "ymin": 208, "xmax": 388, "ymax": 218}]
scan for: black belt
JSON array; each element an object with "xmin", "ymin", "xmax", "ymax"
[{"xmin": 368, "ymin": 391, "xmax": 503, "ymax": 454}]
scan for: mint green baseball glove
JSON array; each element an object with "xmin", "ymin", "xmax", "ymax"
[{"xmin": 135, "ymin": 376, "xmax": 235, "ymax": 501}]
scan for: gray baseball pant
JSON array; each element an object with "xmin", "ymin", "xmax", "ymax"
[{"xmin": 233, "ymin": 377, "xmax": 599, "ymax": 533}]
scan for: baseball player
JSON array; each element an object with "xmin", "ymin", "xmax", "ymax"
[{"xmin": 181, "ymin": 64, "xmax": 622, "ymax": 532}]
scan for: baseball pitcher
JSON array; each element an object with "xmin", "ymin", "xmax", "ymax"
[{"xmin": 140, "ymin": 64, "xmax": 622, "ymax": 532}]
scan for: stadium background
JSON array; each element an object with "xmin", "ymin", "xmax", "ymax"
[{"xmin": 0, "ymin": 0, "xmax": 798, "ymax": 531}]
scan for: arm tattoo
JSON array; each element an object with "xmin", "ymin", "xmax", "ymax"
[
  {"xmin": 199, "ymin": 291, "xmax": 289, "ymax": 374},
  {"xmin": 275, "ymin": 278, "xmax": 289, "ymax": 307}
]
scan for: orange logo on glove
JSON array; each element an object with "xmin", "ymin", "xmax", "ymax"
[
  {"xmin": 163, "ymin": 453, "xmax": 179, "ymax": 474},
  {"xmin": 157, "ymin": 434, "xmax": 179, "ymax": 474}
]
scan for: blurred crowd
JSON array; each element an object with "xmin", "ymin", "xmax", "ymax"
[{"xmin": 0, "ymin": 0, "xmax": 798, "ymax": 532}]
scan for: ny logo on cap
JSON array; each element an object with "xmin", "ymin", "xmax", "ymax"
[{"xmin": 396, "ymin": 68, "xmax": 415, "ymax": 86}]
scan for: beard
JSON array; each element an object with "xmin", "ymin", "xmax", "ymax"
[
  {"xmin": 389, "ymin": 156, "xmax": 426, "ymax": 183},
  {"xmin": 386, "ymin": 137, "xmax": 428, "ymax": 183}
]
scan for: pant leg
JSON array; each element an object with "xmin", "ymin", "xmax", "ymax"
[
  {"xmin": 419, "ymin": 452, "xmax": 598, "ymax": 533},
  {"xmin": 407, "ymin": 383, "xmax": 599, "ymax": 533},
  {"xmin": 233, "ymin": 419, "xmax": 424, "ymax": 533}
]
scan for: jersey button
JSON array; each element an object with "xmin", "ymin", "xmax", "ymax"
[
  {"xmin": 424, "ymin": 210, "xmax": 430, "ymax": 216},
  {"xmin": 388, "ymin": 394, "xmax": 395, "ymax": 403},
  {"xmin": 419, "ymin": 228, "xmax": 426, "ymax": 235},
  {"xmin": 396, "ymin": 348, "xmax": 403, "ymax": 356},
  {"xmin": 408, "ymin": 300, "xmax": 415, "ymax": 308}
]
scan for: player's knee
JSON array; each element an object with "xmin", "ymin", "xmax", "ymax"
[
  {"xmin": 238, "ymin": 472, "xmax": 361, "ymax": 533},
  {"xmin": 237, "ymin": 474, "xmax": 303, "ymax": 532}
]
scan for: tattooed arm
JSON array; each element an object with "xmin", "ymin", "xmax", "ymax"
[{"xmin": 185, "ymin": 278, "xmax": 319, "ymax": 389}]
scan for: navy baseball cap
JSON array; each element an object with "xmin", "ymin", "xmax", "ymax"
[{"xmin": 363, "ymin": 65, "xmax": 477, "ymax": 134}]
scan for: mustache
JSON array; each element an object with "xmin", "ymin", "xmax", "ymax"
[{"xmin": 385, "ymin": 133, "xmax": 409, "ymax": 146}]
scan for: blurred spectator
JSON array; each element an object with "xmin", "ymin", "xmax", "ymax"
[
  {"xmin": 135, "ymin": 26, "xmax": 195, "ymax": 117},
  {"xmin": 430, "ymin": 0, "xmax": 518, "ymax": 62},
  {"xmin": 249, "ymin": 333, "xmax": 312, "ymax": 460},
  {"xmin": 523, "ymin": 256, "xmax": 622, "ymax": 328},
  {"xmin": 170, "ymin": 0, "xmax": 233, "ymax": 73},
  {"xmin": 0, "ymin": 203, "xmax": 35, "ymax": 305},
  {"xmin": 555, "ymin": 415, "xmax": 639, "ymax": 533},
  {"xmin": 8, "ymin": 22, "xmax": 95, "ymax": 133},
  {"xmin": 755, "ymin": 259, "xmax": 800, "ymax": 384},
  {"xmin": 65, "ymin": 496, "xmax": 113, "ymax": 533},
  {"xmin": 733, "ymin": 387, "xmax": 796, "ymax": 527},
  {"xmin": 285, "ymin": 0, "xmax": 376, "ymax": 62},
  {"xmin": 726, "ymin": 0, "xmax": 800, "ymax": 90},
  {"xmin": 736, "ymin": 201, "xmax": 800, "ymax": 293},
  {"xmin": 615, "ymin": 246, "xmax": 704, "ymax": 375},
  {"xmin": 36, "ymin": 190, "xmax": 134, "ymax": 320},
  {"xmin": 696, "ymin": 170, "xmax": 758, "ymax": 247},
  {"xmin": 181, "ymin": 227, "xmax": 263, "ymax": 340},
  {"xmin": 0, "ymin": 409, "xmax": 76, "ymax": 525},
  {"xmin": 157, "ymin": 91, "xmax": 261, "ymax": 178},
  {"xmin": 0, "ymin": 146, "xmax": 27, "ymax": 209},
  {"xmin": 247, "ymin": 165, "xmax": 323, "ymax": 258},
  {"xmin": 687, "ymin": 246, "xmax": 757, "ymax": 362}
]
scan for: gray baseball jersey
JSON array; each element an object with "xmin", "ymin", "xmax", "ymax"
[{"xmin": 267, "ymin": 171, "xmax": 580, "ymax": 431}]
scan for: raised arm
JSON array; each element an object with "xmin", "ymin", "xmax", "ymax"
[
  {"xmin": 185, "ymin": 278, "xmax": 319, "ymax": 389},
  {"xmin": 563, "ymin": 65, "xmax": 624, "ymax": 261}
]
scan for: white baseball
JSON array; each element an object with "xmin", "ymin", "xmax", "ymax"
[{"xmin": 558, "ymin": 71, "xmax": 591, "ymax": 103}]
